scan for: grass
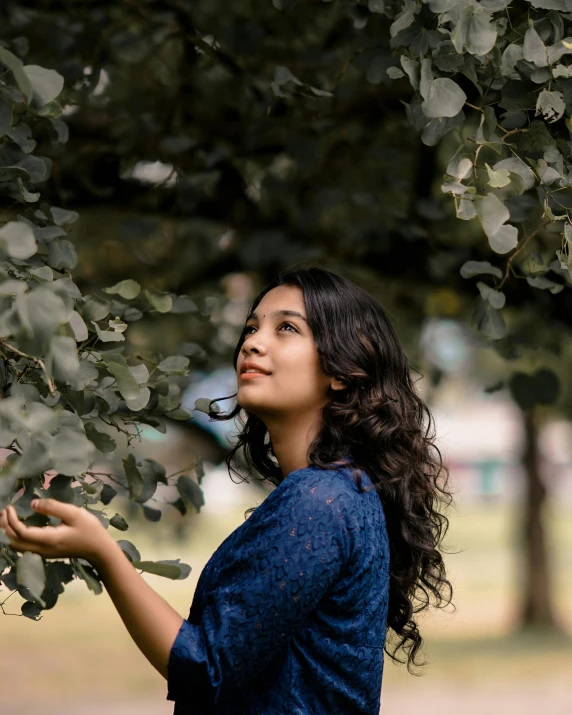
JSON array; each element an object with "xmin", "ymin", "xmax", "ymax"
[{"xmin": 1, "ymin": 495, "xmax": 572, "ymax": 710}]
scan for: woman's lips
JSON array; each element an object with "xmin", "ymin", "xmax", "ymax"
[{"xmin": 240, "ymin": 372, "xmax": 270, "ymax": 379}]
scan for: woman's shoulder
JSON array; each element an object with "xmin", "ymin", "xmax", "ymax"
[{"xmin": 277, "ymin": 463, "xmax": 378, "ymax": 514}]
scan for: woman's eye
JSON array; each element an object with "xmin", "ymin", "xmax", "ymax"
[{"xmin": 243, "ymin": 322, "xmax": 297, "ymax": 336}]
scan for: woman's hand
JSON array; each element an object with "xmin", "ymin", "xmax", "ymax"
[{"xmin": 0, "ymin": 500, "xmax": 114, "ymax": 566}]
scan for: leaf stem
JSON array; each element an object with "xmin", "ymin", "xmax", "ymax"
[
  {"xmin": 498, "ymin": 222, "xmax": 549, "ymax": 290},
  {"xmin": 0, "ymin": 340, "xmax": 56, "ymax": 396}
]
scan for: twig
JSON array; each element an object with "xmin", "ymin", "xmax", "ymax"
[
  {"xmin": 497, "ymin": 222, "xmax": 549, "ymax": 290},
  {"xmin": 0, "ymin": 341, "xmax": 55, "ymax": 396},
  {"xmin": 0, "ymin": 590, "xmax": 23, "ymax": 617}
]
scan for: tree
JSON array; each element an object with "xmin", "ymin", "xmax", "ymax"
[
  {"xmin": 1, "ymin": 0, "xmax": 571, "ymax": 629},
  {"xmin": 0, "ymin": 48, "xmax": 208, "ymax": 619}
]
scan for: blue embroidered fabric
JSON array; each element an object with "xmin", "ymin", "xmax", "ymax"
[{"xmin": 166, "ymin": 464, "xmax": 390, "ymax": 714}]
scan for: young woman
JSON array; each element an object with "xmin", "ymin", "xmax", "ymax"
[{"xmin": 0, "ymin": 263, "xmax": 453, "ymax": 714}]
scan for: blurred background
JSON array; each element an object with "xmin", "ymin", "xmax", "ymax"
[{"xmin": 0, "ymin": 1, "xmax": 572, "ymax": 713}]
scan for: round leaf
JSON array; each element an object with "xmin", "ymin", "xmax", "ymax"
[
  {"xmin": 16, "ymin": 552, "xmax": 46, "ymax": 606},
  {"xmin": 488, "ymin": 223, "xmax": 518, "ymax": 254},
  {"xmin": 475, "ymin": 193, "xmax": 510, "ymax": 239},
  {"xmin": 103, "ymin": 279, "xmax": 141, "ymax": 300},
  {"xmin": 421, "ymin": 78, "xmax": 467, "ymax": 118},
  {"xmin": 0, "ymin": 221, "xmax": 37, "ymax": 259},
  {"xmin": 23, "ymin": 65, "xmax": 65, "ymax": 106}
]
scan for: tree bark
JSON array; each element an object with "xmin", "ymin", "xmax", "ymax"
[{"xmin": 519, "ymin": 408, "xmax": 558, "ymax": 629}]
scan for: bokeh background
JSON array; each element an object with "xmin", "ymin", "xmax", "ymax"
[{"xmin": 1, "ymin": 2, "xmax": 572, "ymax": 713}]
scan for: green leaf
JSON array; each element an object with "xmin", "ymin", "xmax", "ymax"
[
  {"xmin": 477, "ymin": 281, "xmax": 506, "ymax": 309},
  {"xmin": 72, "ymin": 558, "xmax": 102, "ymax": 595},
  {"xmin": 400, "ymin": 56, "xmax": 419, "ymax": 91},
  {"xmin": 472, "ymin": 296, "xmax": 507, "ymax": 340},
  {"xmin": 92, "ymin": 321, "xmax": 125, "ymax": 343},
  {"xmin": 492, "ymin": 158, "xmax": 536, "ymax": 192},
  {"xmin": 108, "ymin": 317, "xmax": 128, "ymax": 333},
  {"xmin": 123, "ymin": 454, "xmax": 144, "ymax": 501},
  {"xmin": 132, "ymin": 559, "xmax": 190, "ymax": 580},
  {"xmin": 65, "ymin": 358, "xmax": 98, "ymax": 391},
  {"xmin": 109, "ymin": 513, "xmax": 129, "ymax": 531},
  {"xmin": 47, "ymin": 239, "xmax": 78, "ymax": 270},
  {"xmin": 124, "ymin": 387, "xmax": 150, "ymax": 412},
  {"xmin": 535, "ymin": 89, "xmax": 566, "ymax": 123},
  {"xmin": 176, "ymin": 475, "xmax": 205, "ymax": 513},
  {"xmin": 421, "ymin": 79, "xmax": 467, "ymax": 118},
  {"xmin": 194, "ymin": 397, "xmax": 220, "ymax": 414},
  {"xmin": 21, "ymin": 600, "xmax": 43, "ymax": 620},
  {"xmin": 51, "ymin": 335, "xmax": 80, "ymax": 380},
  {"xmin": 523, "ymin": 26, "xmax": 548, "ymax": 68},
  {"xmin": 390, "ymin": 3, "xmax": 419, "ymax": 38},
  {"xmin": 81, "ymin": 295, "xmax": 110, "ymax": 322},
  {"xmin": 84, "ymin": 422, "xmax": 117, "ymax": 453},
  {"xmin": 460, "ymin": 260, "xmax": 503, "ymax": 279},
  {"xmin": 16, "ymin": 552, "xmax": 46, "ymax": 607},
  {"xmin": 166, "ymin": 407, "xmax": 192, "ymax": 420},
  {"xmin": 51, "ymin": 207, "xmax": 79, "ymax": 226},
  {"xmin": 451, "ymin": 6, "xmax": 497, "ymax": 56},
  {"xmin": 386, "ymin": 67, "xmax": 405, "ymax": 80},
  {"xmin": 50, "ymin": 427, "xmax": 95, "ymax": 476},
  {"xmin": 157, "ymin": 356, "xmax": 190, "ymax": 374},
  {"xmin": 142, "ymin": 505, "xmax": 162, "ymax": 522},
  {"xmin": 0, "ymin": 48, "xmax": 33, "ymax": 102},
  {"xmin": 446, "ymin": 156, "xmax": 472, "ymax": 180},
  {"xmin": 500, "ymin": 44, "xmax": 524, "ymax": 79},
  {"xmin": 103, "ymin": 279, "xmax": 141, "ymax": 300},
  {"xmin": 100, "ymin": 484, "xmax": 118, "ymax": 506},
  {"xmin": 488, "ymin": 224, "xmax": 519, "ymax": 254},
  {"xmin": 144, "ymin": 288, "xmax": 172, "ymax": 313},
  {"xmin": 17, "ymin": 155, "xmax": 51, "ymax": 182},
  {"xmin": 456, "ymin": 198, "xmax": 477, "ymax": 220},
  {"xmin": 7, "ymin": 124, "xmax": 36, "ymax": 153},
  {"xmin": 108, "ymin": 362, "xmax": 140, "ymax": 401},
  {"xmin": 273, "ymin": 66, "xmax": 303, "ymax": 86},
  {"xmin": 46, "ymin": 475, "xmax": 77, "ymax": 504},
  {"xmin": 474, "ymin": 193, "xmax": 508, "ymax": 236},
  {"xmin": 526, "ymin": 276, "xmax": 564, "ymax": 294},
  {"xmin": 485, "ymin": 163, "xmax": 510, "ymax": 188},
  {"xmin": 0, "ymin": 221, "xmax": 37, "ymax": 259},
  {"xmin": 117, "ymin": 539, "xmax": 141, "ymax": 563},
  {"xmin": 23, "ymin": 65, "xmax": 65, "ymax": 107}
]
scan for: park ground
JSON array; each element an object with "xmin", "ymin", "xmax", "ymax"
[{"xmin": 1, "ymin": 488, "xmax": 572, "ymax": 714}]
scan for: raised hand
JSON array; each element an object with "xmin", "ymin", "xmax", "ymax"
[{"xmin": 0, "ymin": 500, "xmax": 114, "ymax": 566}]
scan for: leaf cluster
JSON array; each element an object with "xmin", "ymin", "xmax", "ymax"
[{"xmin": 0, "ymin": 47, "xmax": 213, "ymax": 619}]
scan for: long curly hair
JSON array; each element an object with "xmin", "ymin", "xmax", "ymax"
[{"xmin": 206, "ymin": 263, "xmax": 454, "ymax": 674}]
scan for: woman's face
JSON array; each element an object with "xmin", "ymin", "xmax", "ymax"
[{"xmin": 236, "ymin": 285, "xmax": 338, "ymax": 421}]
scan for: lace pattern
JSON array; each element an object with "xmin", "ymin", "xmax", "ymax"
[{"xmin": 167, "ymin": 465, "xmax": 390, "ymax": 714}]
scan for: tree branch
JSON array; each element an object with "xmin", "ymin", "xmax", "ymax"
[{"xmin": 0, "ymin": 341, "xmax": 56, "ymax": 397}]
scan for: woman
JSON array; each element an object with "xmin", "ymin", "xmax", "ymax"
[{"xmin": 0, "ymin": 263, "xmax": 453, "ymax": 714}]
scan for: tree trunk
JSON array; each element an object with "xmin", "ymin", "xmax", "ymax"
[{"xmin": 518, "ymin": 408, "xmax": 558, "ymax": 629}]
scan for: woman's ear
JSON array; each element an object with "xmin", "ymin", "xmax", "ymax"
[{"xmin": 330, "ymin": 377, "xmax": 347, "ymax": 392}]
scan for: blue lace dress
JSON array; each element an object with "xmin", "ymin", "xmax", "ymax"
[{"xmin": 166, "ymin": 464, "xmax": 390, "ymax": 714}]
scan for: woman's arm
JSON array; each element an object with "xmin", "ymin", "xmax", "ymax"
[
  {"xmin": 0, "ymin": 500, "xmax": 184, "ymax": 681},
  {"xmin": 92, "ymin": 538, "xmax": 185, "ymax": 680}
]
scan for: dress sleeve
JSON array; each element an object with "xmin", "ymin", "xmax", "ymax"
[{"xmin": 166, "ymin": 470, "xmax": 353, "ymax": 707}]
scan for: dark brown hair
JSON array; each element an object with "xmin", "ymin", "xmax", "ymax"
[{"xmin": 207, "ymin": 262, "xmax": 454, "ymax": 674}]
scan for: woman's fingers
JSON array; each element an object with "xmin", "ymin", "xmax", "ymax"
[
  {"xmin": 5, "ymin": 506, "xmax": 60, "ymax": 547},
  {"xmin": 31, "ymin": 498, "xmax": 79, "ymax": 523},
  {"xmin": 0, "ymin": 507, "xmax": 19, "ymax": 541}
]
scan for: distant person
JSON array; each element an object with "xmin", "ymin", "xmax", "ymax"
[{"xmin": 0, "ymin": 263, "xmax": 454, "ymax": 714}]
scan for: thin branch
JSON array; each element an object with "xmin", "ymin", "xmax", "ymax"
[
  {"xmin": 497, "ymin": 222, "xmax": 550, "ymax": 290},
  {"xmin": 0, "ymin": 341, "xmax": 55, "ymax": 397},
  {"xmin": 0, "ymin": 589, "xmax": 23, "ymax": 617}
]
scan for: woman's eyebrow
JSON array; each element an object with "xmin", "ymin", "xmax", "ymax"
[{"xmin": 246, "ymin": 309, "xmax": 308, "ymax": 323}]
